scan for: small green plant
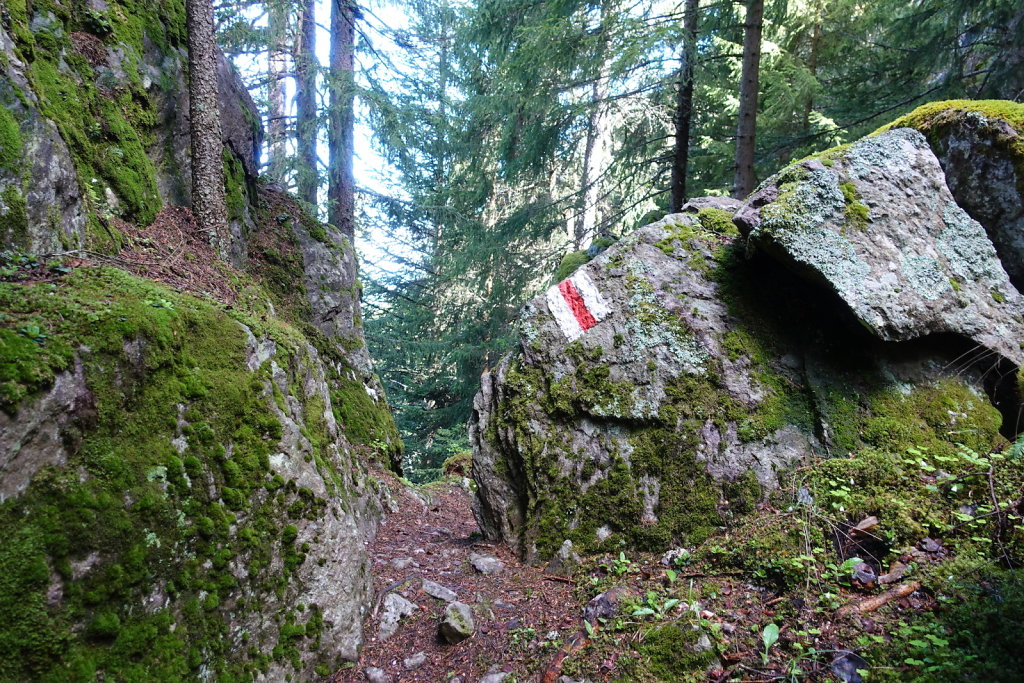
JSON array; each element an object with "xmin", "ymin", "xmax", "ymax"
[
  {"xmin": 607, "ymin": 551, "xmax": 636, "ymax": 577},
  {"xmin": 144, "ymin": 296, "xmax": 174, "ymax": 310},
  {"xmin": 761, "ymin": 623, "xmax": 780, "ymax": 665},
  {"xmin": 630, "ymin": 590, "xmax": 681, "ymax": 620}
]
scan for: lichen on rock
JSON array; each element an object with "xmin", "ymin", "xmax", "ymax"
[
  {"xmin": 877, "ymin": 100, "xmax": 1024, "ymax": 291},
  {"xmin": 744, "ymin": 126, "xmax": 1024, "ymax": 368},
  {"xmin": 472, "ymin": 111, "xmax": 1023, "ymax": 565}
]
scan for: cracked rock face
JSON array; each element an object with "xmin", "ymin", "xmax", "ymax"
[
  {"xmin": 743, "ymin": 127, "xmax": 1024, "ymax": 367},
  {"xmin": 0, "ymin": 25, "xmax": 87, "ymax": 253}
]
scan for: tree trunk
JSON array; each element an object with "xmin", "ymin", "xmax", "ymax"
[
  {"xmin": 731, "ymin": 0, "xmax": 763, "ymax": 200},
  {"xmin": 801, "ymin": 20, "xmax": 821, "ymax": 135},
  {"xmin": 186, "ymin": 0, "xmax": 228, "ymax": 248},
  {"xmin": 329, "ymin": 0, "xmax": 357, "ymax": 243},
  {"xmin": 670, "ymin": 0, "xmax": 700, "ymax": 212},
  {"xmin": 295, "ymin": 0, "xmax": 318, "ymax": 206},
  {"xmin": 573, "ymin": 53, "xmax": 611, "ymax": 250},
  {"xmin": 266, "ymin": 0, "xmax": 288, "ymax": 182}
]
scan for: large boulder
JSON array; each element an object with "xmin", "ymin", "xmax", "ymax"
[
  {"xmin": 472, "ymin": 121, "xmax": 1021, "ymax": 562},
  {"xmin": 471, "ymin": 215, "xmax": 816, "ymax": 560},
  {"xmin": 739, "ymin": 127, "xmax": 1024, "ymax": 368},
  {"xmin": 879, "ymin": 101, "xmax": 1024, "ymax": 291},
  {"xmin": 0, "ymin": 264, "xmax": 396, "ymax": 680},
  {"xmin": 0, "ymin": 0, "xmax": 399, "ymax": 678}
]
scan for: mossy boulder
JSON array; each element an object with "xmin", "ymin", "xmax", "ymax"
[
  {"xmin": 739, "ymin": 126, "xmax": 1024, "ymax": 369},
  {"xmin": 877, "ymin": 100, "xmax": 1024, "ymax": 290},
  {"xmin": 0, "ymin": 265, "xmax": 395, "ymax": 679},
  {"xmin": 472, "ymin": 213, "xmax": 821, "ymax": 561},
  {"xmin": 473, "ymin": 146, "xmax": 1017, "ymax": 562}
]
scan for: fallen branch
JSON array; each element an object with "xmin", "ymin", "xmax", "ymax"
[
  {"xmin": 835, "ymin": 581, "xmax": 921, "ymax": 618},
  {"xmin": 370, "ymin": 575, "xmax": 421, "ymax": 618},
  {"xmin": 543, "ymin": 575, "xmax": 574, "ymax": 584},
  {"xmin": 541, "ymin": 628, "xmax": 591, "ymax": 683}
]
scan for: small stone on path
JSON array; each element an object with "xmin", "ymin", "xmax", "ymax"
[
  {"xmin": 469, "ymin": 552, "xmax": 504, "ymax": 575},
  {"xmin": 390, "ymin": 557, "xmax": 415, "ymax": 570},
  {"xmin": 364, "ymin": 666, "xmax": 391, "ymax": 683},
  {"xmin": 423, "ymin": 578, "xmax": 458, "ymax": 601},
  {"xmin": 378, "ymin": 593, "xmax": 417, "ymax": 640},
  {"xmin": 403, "ymin": 652, "xmax": 427, "ymax": 670},
  {"xmin": 439, "ymin": 601, "xmax": 475, "ymax": 644}
]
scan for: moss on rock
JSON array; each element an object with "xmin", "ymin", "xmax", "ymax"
[
  {"xmin": 0, "ymin": 107, "xmax": 23, "ymax": 173},
  {"xmin": 0, "ymin": 263, "xmax": 389, "ymax": 678}
]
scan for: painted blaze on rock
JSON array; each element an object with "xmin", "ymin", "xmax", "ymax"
[{"xmin": 546, "ymin": 272, "xmax": 612, "ymax": 341}]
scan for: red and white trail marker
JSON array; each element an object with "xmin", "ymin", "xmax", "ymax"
[{"xmin": 545, "ymin": 271, "xmax": 611, "ymax": 341}]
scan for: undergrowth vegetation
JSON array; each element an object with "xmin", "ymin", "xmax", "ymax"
[{"xmin": 558, "ymin": 440, "xmax": 1024, "ymax": 682}]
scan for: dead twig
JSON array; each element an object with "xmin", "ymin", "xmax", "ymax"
[
  {"xmin": 835, "ymin": 580, "xmax": 921, "ymax": 618},
  {"xmin": 543, "ymin": 575, "xmax": 574, "ymax": 584}
]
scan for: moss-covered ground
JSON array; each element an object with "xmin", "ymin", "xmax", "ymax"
[{"xmin": 555, "ymin": 436, "xmax": 1023, "ymax": 682}]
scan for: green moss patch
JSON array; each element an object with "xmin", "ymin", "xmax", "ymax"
[
  {"xmin": 555, "ymin": 250, "xmax": 590, "ymax": 282},
  {"xmin": 696, "ymin": 208, "xmax": 739, "ymax": 237},
  {"xmin": 839, "ymin": 180, "xmax": 869, "ymax": 231},
  {"xmin": 876, "ymin": 99, "xmax": 1024, "ymax": 138},
  {"xmin": 0, "ymin": 267, "xmax": 355, "ymax": 678},
  {"xmin": 0, "ymin": 107, "xmax": 24, "ymax": 172},
  {"xmin": 0, "ymin": 185, "xmax": 28, "ymax": 249}
]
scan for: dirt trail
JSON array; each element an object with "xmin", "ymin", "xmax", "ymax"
[{"xmin": 332, "ymin": 478, "xmax": 578, "ymax": 682}]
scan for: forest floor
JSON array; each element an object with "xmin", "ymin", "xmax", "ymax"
[
  {"xmin": 330, "ymin": 477, "xmax": 579, "ymax": 682},
  {"xmin": 325, "ymin": 472, "xmax": 1022, "ymax": 683}
]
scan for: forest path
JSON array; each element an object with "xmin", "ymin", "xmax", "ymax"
[{"xmin": 331, "ymin": 478, "xmax": 579, "ymax": 682}]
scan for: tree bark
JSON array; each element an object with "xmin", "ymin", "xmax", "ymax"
[
  {"xmin": 801, "ymin": 19, "xmax": 821, "ymax": 135},
  {"xmin": 329, "ymin": 0, "xmax": 357, "ymax": 243},
  {"xmin": 573, "ymin": 51, "xmax": 611, "ymax": 250},
  {"xmin": 295, "ymin": 0, "xmax": 319, "ymax": 206},
  {"xmin": 186, "ymin": 0, "xmax": 228, "ymax": 249},
  {"xmin": 731, "ymin": 0, "xmax": 763, "ymax": 199},
  {"xmin": 670, "ymin": 0, "xmax": 700, "ymax": 212},
  {"xmin": 266, "ymin": 0, "xmax": 289, "ymax": 182}
]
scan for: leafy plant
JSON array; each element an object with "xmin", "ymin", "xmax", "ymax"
[
  {"xmin": 761, "ymin": 623, "xmax": 780, "ymax": 665},
  {"xmin": 630, "ymin": 590, "xmax": 681, "ymax": 620}
]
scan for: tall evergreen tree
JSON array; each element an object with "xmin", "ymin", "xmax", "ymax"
[
  {"xmin": 732, "ymin": 0, "xmax": 763, "ymax": 199},
  {"xmin": 266, "ymin": 0, "xmax": 289, "ymax": 181},
  {"xmin": 669, "ymin": 0, "xmax": 699, "ymax": 212},
  {"xmin": 295, "ymin": 0, "xmax": 319, "ymax": 205},
  {"xmin": 329, "ymin": 0, "xmax": 358, "ymax": 241},
  {"xmin": 188, "ymin": 0, "xmax": 228, "ymax": 246}
]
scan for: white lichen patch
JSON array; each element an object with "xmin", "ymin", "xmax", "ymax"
[
  {"xmin": 900, "ymin": 255, "xmax": 949, "ymax": 300},
  {"xmin": 938, "ymin": 202, "xmax": 1004, "ymax": 283},
  {"xmin": 843, "ymin": 127, "xmax": 929, "ymax": 179}
]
